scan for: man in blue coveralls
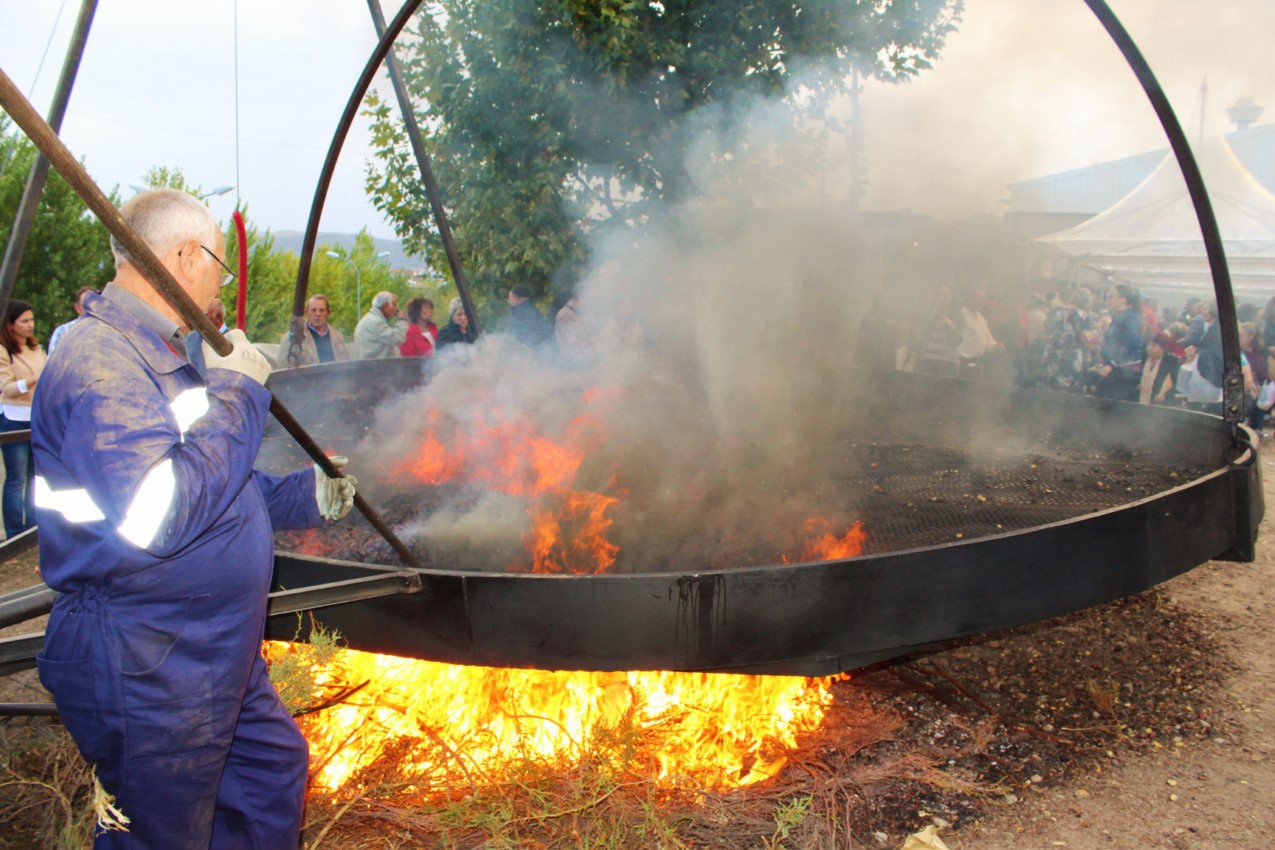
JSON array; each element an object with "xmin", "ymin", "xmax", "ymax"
[{"xmin": 31, "ymin": 188, "xmax": 357, "ymax": 848}]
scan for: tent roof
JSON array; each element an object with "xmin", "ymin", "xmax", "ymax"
[{"xmin": 1036, "ymin": 123, "xmax": 1275, "ymax": 297}]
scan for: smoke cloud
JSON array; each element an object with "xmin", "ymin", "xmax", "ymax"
[{"xmin": 351, "ymin": 66, "xmax": 898, "ymax": 572}]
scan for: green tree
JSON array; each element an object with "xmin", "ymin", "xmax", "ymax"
[
  {"xmin": 0, "ymin": 115, "xmax": 114, "ymax": 336},
  {"xmin": 137, "ymin": 165, "xmax": 199, "ymax": 195},
  {"xmin": 318, "ymin": 230, "xmax": 412, "ymax": 331},
  {"xmin": 365, "ymin": 0, "xmax": 962, "ymax": 303}
]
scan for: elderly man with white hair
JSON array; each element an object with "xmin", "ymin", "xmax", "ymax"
[
  {"xmin": 31, "ymin": 188, "xmax": 356, "ymax": 849},
  {"xmin": 353, "ymin": 290, "xmax": 408, "ymax": 359}
]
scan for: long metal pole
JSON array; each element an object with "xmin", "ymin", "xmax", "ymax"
[
  {"xmin": 0, "ymin": 67, "xmax": 424, "ymax": 572},
  {"xmin": 1082, "ymin": 0, "xmax": 1243, "ymax": 427},
  {"xmin": 366, "ymin": 0, "xmax": 482, "ymax": 336},
  {"xmin": 286, "ymin": 0, "xmax": 425, "ymax": 367},
  {"xmin": 0, "ymin": 0, "xmax": 98, "ymax": 322}
]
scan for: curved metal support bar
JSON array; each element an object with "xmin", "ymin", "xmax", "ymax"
[
  {"xmin": 1082, "ymin": 0, "xmax": 1243, "ymax": 426},
  {"xmin": 366, "ymin": 0, "xmax": 482, "ymax": 336},
  {"xmin": 288, "ymin": 0, "xmax": 427, "ymax": 366},
  {"xmin": 1227, "ymin": 425, "xmax": 1258, "ymax": 467}
]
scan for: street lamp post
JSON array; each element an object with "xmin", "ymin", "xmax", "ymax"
[
  {"xmin": 129, "ymin": 183, "xmax": 234, "ymax": 201},
  {"xmin": 326, "ymin": 250, "xmax": 390, "ymax": 317},
  {"xmin": 198, "ymin": 185, "xmax": 234, "ymax": 200}
]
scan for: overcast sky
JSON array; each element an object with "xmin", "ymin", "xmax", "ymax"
[{"xmin": 2, "ymin": 0, "xmax": 1272, "ymax": 242}]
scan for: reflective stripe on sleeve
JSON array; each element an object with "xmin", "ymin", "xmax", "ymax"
[
  {"xmin": 116, "ymin": 459, "xmax": 177, "ymax": 548},
  {"xmin": 170, "ymin": 387, "xmax": 210, "ymax": 436},
  {"xmin": 34, "ymin": 476, "xmax": 107, "ymax": 523},
  {"xmin": 35, "ymin": 385, "xmax": 196, "ymax": 545}
]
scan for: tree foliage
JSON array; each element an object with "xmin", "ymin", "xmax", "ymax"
[
  {"xmin": 0, "ymin": 115, "xmax": 114, "ymax": 336},
  {"xmin": 365, "ymin": 0, "xmax": 963, "ymax": 302}
]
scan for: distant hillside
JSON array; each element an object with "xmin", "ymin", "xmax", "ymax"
[{"xmin": 271, "ymin": 231, "xmax": 420, "ymax": 273}]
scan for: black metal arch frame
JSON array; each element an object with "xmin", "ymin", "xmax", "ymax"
[
  {"xmin": 291, "ymin": 0, "xmax": 1245, "ymax": 431},
  {"xmin": 1080, "ymin": 0, "xmax": 1244, "ymax": 427},
  {"xmin": 286, "ymin": 0, "xmax": 426, "ymax": 369}
]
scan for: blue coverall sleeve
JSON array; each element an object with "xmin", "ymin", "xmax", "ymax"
[
  {"xmin": 57, "ymin": 367, "xmax": 271, "ymax": 558},
  {"xmin": 253, "ymin": 468, "xmax": 324, "ymax": 531}
]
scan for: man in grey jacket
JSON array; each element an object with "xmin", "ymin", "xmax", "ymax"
[
  {"xmin": 354, "ymin": 291, "xmax": 407, "ymax": 359},
  {"xmin": 280, "ymin": 294, "xmax": 351, "ymax": 366}
]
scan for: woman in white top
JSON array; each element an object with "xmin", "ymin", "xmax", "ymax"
[{"xmin": 0, "ymin": 299, "xmax": 47, "ymax": 538}]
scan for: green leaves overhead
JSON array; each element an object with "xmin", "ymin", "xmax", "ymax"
[{"xmin": 365, "ymin": 0, "xmax": 962, "ymax": 302}]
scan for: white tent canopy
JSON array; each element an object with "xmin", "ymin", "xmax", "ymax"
[{"xmin": 1036, "ymin": 123, "xmax": 1275, "ymax": 301}]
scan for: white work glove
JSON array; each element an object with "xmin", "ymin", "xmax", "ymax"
[
  {"xmin": 315, "ymin": 455, "xmax": 357, "ymax": 521},
  {"xmin": 203, "ymin": 329, "xmax": 271, "ymax": 386}
]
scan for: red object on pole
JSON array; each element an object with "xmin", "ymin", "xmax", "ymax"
[{"xmin": 233, "ymin": 209, "xmax": 248, "ymax": 330}]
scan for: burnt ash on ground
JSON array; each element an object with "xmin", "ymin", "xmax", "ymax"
[{"xmin": 815, "ymin": 587, "xmax": 1235, "ymax": 844}]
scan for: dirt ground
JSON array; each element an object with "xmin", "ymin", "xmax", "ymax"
[
  {"xmin": 940, "ymin": 477, "xmax": 1275, "ymax": 848},
  {"xmin": 876, "ymin": 451, "xmax": 1275, "ymax": 850},
  {"xmin": 1, "ymin": 450, "xmax": 1272, "ymax": 848}
]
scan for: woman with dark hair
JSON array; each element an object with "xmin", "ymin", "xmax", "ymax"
[
  {"xmin": 1093, "ymin": 284, "xmax": 1144, "ymax": 402},
  {"xmin": 0, "ymin": 299, "xmax": 47, "ymax": 537},
  {"xmin": 399, "ymin": 296, "xmax": 439, "ymax": 357}
]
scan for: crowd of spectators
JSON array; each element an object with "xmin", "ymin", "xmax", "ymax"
[
  {"xmin": 266, "ymin": 285, "xmax": 597, "ymax": 367},
  {"xmin": 898, "ymin": 282, "xmax": 1275, "ymax": 436}
]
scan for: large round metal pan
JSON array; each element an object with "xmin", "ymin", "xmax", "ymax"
[{"xmin": 263, "ymin": 361, "xmax": 1262, "ymax": 675}]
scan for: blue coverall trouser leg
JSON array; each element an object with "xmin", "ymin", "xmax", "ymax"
[{"xmin": 38, "ymin": 578, "xmax": 308, "ymax": 849}]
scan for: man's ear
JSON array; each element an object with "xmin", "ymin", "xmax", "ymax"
[{"xmin": 175, "ymin": 238, "xmax": 202, "ymax": 282}]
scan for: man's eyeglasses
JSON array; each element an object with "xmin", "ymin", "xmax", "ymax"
[{"xmin": 200, "ymin": 244, "xmax": 237, "ymax": 288}]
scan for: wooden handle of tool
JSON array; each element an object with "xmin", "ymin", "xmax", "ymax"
[
  {"xmin": 0, "ymin": 68, "xmax": 231, "ymax": 355},
  {"xmin": 0, "ymin": 66, "xmax": 423, "ymax": 571}
]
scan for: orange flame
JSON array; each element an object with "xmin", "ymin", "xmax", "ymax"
[
  {"xmin": 389, "ymin": 401, "xmax": 622, "ymax": 574},
  {"xmin": 526, "ymin": 490, "xmax": 621, "ymax": 574},
  {"xmin": 780, "ymin": 518, "xmax": 867, "ymax": 564},
  {"xmin": 268, "ymin": 642, "xmax": 840, "ymax": 792},
  {"xmin": 389, "ymin": 408, "xmax": 602, "ymax": 498},
  {"xmin": 800, "ymin": 518, "xmax": 866, "ymax": 561}
]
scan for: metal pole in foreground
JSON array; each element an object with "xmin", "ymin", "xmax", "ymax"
[
  {"xmin": 0, "ymin": 67, "xmax": 424, "ymax": 572},
  {"xmin": 0, "ymin": 0, "xmax": 99, "ymax": 322}
]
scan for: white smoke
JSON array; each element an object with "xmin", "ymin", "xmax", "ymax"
[{"xmin": 355, "ymin": 67, "xmax": 896, "ymax": 573}]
